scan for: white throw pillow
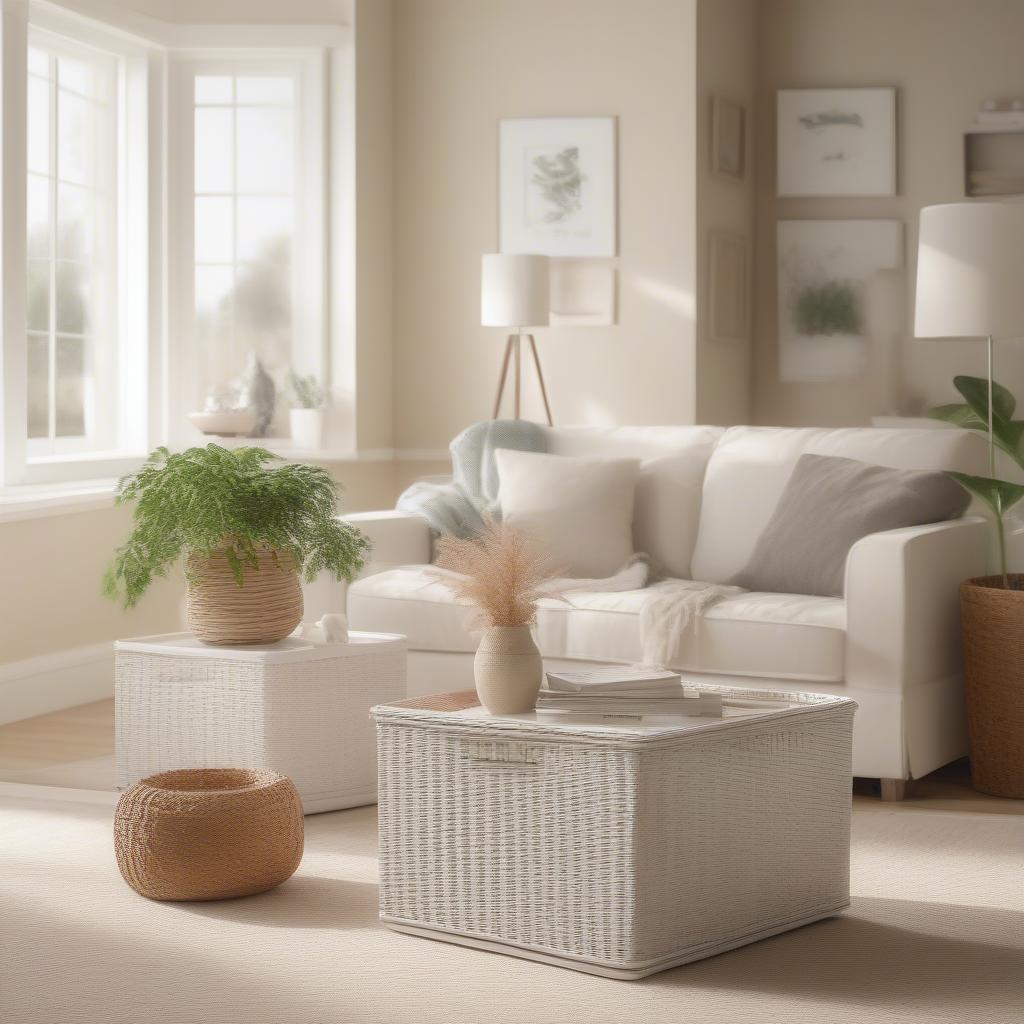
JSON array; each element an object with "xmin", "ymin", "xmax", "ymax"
[{"xmin": 495, "ymin": 449, "xmax": 640, "ymax": 579}]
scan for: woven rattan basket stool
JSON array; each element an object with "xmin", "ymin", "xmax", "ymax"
[
  {"xmin": 372, "ymin": 688, "xmax": 857, "ymax": 980},
  {"xmin": 114, "ymin": 767, "xmax": 304, "ymax": 901},
  {"xmin": 116, "ymin": 631, "xmax": 406, "ymax": 813}
]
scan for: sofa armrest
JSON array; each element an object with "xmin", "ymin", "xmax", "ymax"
[
  {"xmin": 844, "ymin": 516, "xmax": 987, "ymax": 694},
  {"xmin": 341, "ymin": 510, "xmax": 433, "ymax": 575}
]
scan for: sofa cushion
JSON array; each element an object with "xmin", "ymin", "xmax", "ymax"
[
  {"xmin": 348, "ymin": 568, "xmax": 846, "ymax": 683},
  {"xmin": 690, "ymin": 426, "xmax": 985, "ymax": 584},
  {"xmin": 730, "ymin": 454, "xmax": 971, "ymax": 597},
  {"xmin": 495, "ymin": 449, "xmax": 640, "ymax": 578},
  {"xmin": 547, "ymin": 425, "xmax": 723, "ymax": 578}
]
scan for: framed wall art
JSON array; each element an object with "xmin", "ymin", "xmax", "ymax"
[
  {"xmin": 777, "ymin": 88, "xmax": 896, "ymax": 197},
  {"xmin": 712, "ymin": 96, "xmax": 746, "ymax": 181},
  {"xmin": 499, "ymin": 117, "xmax": 616, "ymax": 258},
  {"xmin": 777, "ymin": 219, "xmax": 902, "ymax": 382}
]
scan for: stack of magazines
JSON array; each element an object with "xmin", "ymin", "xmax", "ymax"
[{"xmin": 536, "ymin": 666, "xmax": 722, "ymax": 718}]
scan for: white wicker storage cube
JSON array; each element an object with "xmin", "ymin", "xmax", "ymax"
[
  {"xmin": 116, "ymin": 631, "xmax": 405, "ymax": 813},
  {"xmin": 373, "ymin": 687, "xmax": 856, "ymax": 979}
]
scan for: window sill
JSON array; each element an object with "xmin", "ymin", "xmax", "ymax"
[{"xmin": 0, "ymin": 479, "xmax": 119, "ymax": 523}]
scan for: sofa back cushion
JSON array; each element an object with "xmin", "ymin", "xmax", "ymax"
[
  {"xmin": 690, "ymin": 426, "xmax": 985, "ymax": 584},
  {"xmin": 547, "ymin": 426, "xmax": 724, "ymax": 578}
]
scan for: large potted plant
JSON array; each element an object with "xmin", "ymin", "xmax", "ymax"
[
  {"xmin": 104, "ymin": 445, "xmax": 369, "ymax": 645},
  {"xmin": 931, "ymin": 375, "xmax": 1024, "ymax": 797}
]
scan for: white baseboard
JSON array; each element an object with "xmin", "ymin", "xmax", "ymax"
[{"xmin": 0, "ymin": 643, "xmax": 114, "ymax": 725}]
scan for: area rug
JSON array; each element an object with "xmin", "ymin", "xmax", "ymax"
[{"xmin": 1, "ymin": 795, "xmax": 1021, "ymax": 1024}]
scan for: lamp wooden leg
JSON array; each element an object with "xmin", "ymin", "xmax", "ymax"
[
  {"xmin": 513, "ymin": 334, "xmax": 521, "ymax": 418},
  {"xmin": 527, "ymin": 334, "xmax": 553, "ymax": 426},
  {"xmin": 492, "ymin": 335, "xmax": 514, "ymax": 419}
]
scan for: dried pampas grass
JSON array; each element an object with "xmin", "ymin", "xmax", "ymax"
[{"xmin": 432, "ymin": 517, "xmax": 564, "ymax": 628}]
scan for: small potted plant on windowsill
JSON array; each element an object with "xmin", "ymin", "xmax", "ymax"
[
  {"xmin": 288, "ymin": 371, "xmax": 328, "ymax": 451},
  {"xmin": 930, "ymin": 375, "xmax": 1024, "ymax": 798},
  {"xmin": 103, "ymin": 444, "xmax": 369, "ymax": 645}
]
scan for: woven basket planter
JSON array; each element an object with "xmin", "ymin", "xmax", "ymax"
[
  {"xmin": 186, "ymin": 548, "xmax": 303, "ymax": 645},
  {"xmin": 960, "ymin": 575, "xmax": 1024, "ymax": 798},
  {"xmin": 114, "ymin": 767, "xmax": 304, "ymax": 901}
]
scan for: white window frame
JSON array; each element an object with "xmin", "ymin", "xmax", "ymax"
[
  {"xmin": 166, "ymin": 49, "xmax": 326, "ymax": 451},
  {"xmin": 0, "ymin": 0, "xmax": 160, "ymax": 486}
]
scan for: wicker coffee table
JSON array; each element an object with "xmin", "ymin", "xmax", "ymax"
[
  {"xmin": 116, "ymin": 631, "xmax": 406, "ymax": 813},
  {"xmin": 372, "ymin": 687, "xmax": 856, "ymax": 979}
]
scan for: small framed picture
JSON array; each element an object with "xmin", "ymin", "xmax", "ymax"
[
  {"xmin": 708, "ymin": 231, "xmax": 749, "ymax": 342},
  {"xmin": 777, "ymin": 87, "xmax": 897, "ymax": 197},
  {"xmin": 711, "ymin": 97, "xmax": 746, "ymax": 181},
  {"xmin": 499, "ymin": 117, "xmax": 616, "ymax": 258}
]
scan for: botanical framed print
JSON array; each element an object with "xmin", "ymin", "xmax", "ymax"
[
  {"xmin": 499, "ymin": 117, "xmax": 616, "ymax": 258},
  {"xmin": 777, "ymin": 219, "xmax": 902, "ymax": 382},
  {"xmin": 708, "ymin": 231, "xmax": 748, "ymax": 342},
  {"xmin": 711, "ymin": 97, "xmax": 746, "ymax": 181},
  {"xmin": 776, "ymin": 88, "xmax": 896, "ymax": 197}
]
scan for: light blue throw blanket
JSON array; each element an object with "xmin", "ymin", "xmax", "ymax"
[{"xmin": 396, "ymin": 419, "xmax": 547, "ymax": 538}]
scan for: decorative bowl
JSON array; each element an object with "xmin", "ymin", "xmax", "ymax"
[{"xmin": 187, "ymin": 409, "xmax": 257, "ymax": 437}]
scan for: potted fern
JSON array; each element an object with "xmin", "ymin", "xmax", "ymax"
[
  {"xmin": 930, "ymin": 375, "xmax": 1024, "ymax": 797},
  {"xmin": 288, "ymin": 371, "xmax": 327, "ymax": 451},
  {"xmin": 104, "ymin": 445, "xmax": 369, "ymax": 646}
]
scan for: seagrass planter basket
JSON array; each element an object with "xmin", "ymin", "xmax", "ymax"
[
  {"xmin": 186, "ymin": 548, "xmax": 303, "ymax": 645},
  {"xmin": 960, "ymin": 575, "xmax": 1024, "ymax": 798},
  {"xmin": 114, "ymin": 767, "xmax": 304, "ymax": 901}
]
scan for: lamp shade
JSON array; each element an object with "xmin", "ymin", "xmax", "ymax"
[
  {"xmin": 915, "ymin": 202, "xmax": 1024, "ymax": 339},
  {"xmin": 481, "ymin": 253, "xmax": 550, "ymax": 328}
]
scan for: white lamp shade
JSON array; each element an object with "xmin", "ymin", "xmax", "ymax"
[
  {"xmin": 481, "ymin": 253, "xmax": 550, "ymax": 328},
  {"xmin": 915, "ymin": 202, "xmax": 1024, "ymax": 339}
]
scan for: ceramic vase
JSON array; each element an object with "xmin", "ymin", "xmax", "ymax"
[{"xmin": 473, "ymin": 625, "xmax": 543, "ymax": 714}]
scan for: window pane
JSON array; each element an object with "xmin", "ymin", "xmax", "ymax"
[
  {"xmin": 233, "ymin": 261, "xmax": 291, "ymax": 347},
  {"xmin": 55, "ymin": 335, "xmax": 85, "ymax": 437},
  {"xmin": 27, "ymin": 173, "xmax": 50, "ymax": 258},
  {"xmin": 28, "ymin": 47, "xmax": 48, "ymax": 77},
  {"xmin": 195, "ymin": 196, "xmax": 234, "ymax": 263},
  {"xmin": 195, "ymin": 75, "xmax": 232, "ymax": 104},
  {"xmin": 27, "ymin": 334, "xmax": 49, "ymax": 438},
  {"xmin": 57, "ymin": 90, "xmax": 94, "ymax": 187},
  {"xmin": 236, "ymin": 197, "xmax": 292, "ymax": 263},
  {"xmin": 27, "ymin": 259, "xmax": 49, "ymax": 331},
  {"xmin": 55, "ymin": 260, "xmax": 90, "ymax": 334},
  {"xmin": 195, "ymin": 265, "xmax": 234, "ymax": 325},
  {"xmin": 236, "ymin": 107, "xmax": 293, "ymax": 194},
  {"xmin": 58, "ymin": 56, "xmax": 95, "ymax": 97},
  {"xmin": 194, "ymin": 107, "xmax": 233, "ymax": 193},
  {"xmin": 57, "ymin": 183, "xmax": 93, "ymax": 261},
  {"xmin": 28, "ymin": 74, "xmax": 49, "ymax": 175},
  {"xmin": 236, "ymin": 76, "xmax": 293, "ymax": 105}
]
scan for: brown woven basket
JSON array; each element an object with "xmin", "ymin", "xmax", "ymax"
[
  {"xmin": 960, "ymin": 575, "xmax": 1024, "ymax": 798},
  {"xmin": 186, "ymin": 547, "xmax": 303, "ymax": 645},
  {"xmin": 114, "ymin": 767, "xmax": 304, "ymax": 901}
]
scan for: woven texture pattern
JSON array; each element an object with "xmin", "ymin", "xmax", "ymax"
[
  {"xmin": 114, "ymin": 767, "xmax": 304, "ymax": 901},
  {"xmin": 960, "ymin": 576, "xmax": 1024, "ymax": 798},
  {"xmin": 375, "ymin": 688, "xmax": 855, "ymax": 978},
  {"xmin": 116, "ymin": 643, "xmax": 406, "ymax": 810},
  {"xmin": 186, "ymin": 549, "xmax": 303, "ymax": 645}
]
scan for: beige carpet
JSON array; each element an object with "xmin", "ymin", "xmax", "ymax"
[{"xmin": 1, "ymin": 795, "xmax": 1022, "ymax": 1024}]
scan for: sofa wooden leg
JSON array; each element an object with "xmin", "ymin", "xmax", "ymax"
[{"xmin": 879, "ymin": 778, "xmax": 908, "ymax": 801}]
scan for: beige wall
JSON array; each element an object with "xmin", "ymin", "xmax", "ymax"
[
  {"xmin": 754, "ymin": 0, "xmax": 1024, "ymax": 427},
  {"xmin": 392, "ymin": 0, "xmax": 699, "ymax": 451},
  {"xmin": 695, "ymin": 0, "xmax": 758, "ymax": 425}
]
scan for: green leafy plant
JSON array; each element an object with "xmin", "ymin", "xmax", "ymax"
[
  {"xmin": 288, "ymin": 371, "xmax": 326, "ymax": 410},
  {"xmin": 103, "ymin": 445, "xmax": 370, "ymax": 608},
  {"xmin": 929, "ymin": 375, "xmax": 1024, "ymax": 588}
]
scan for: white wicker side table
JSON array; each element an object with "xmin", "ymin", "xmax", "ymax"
[
  {"xmin": 116, "ymin": 631, "xmax": 406, "ymax": 813},
  {"xmin": 372, "ymin": 687, "xmax": 856, "ymax": 979}
]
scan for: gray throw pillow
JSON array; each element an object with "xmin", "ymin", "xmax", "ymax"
[{"xmin": 729, "ymin": 454, "xmax": 970, "ymax": 597}]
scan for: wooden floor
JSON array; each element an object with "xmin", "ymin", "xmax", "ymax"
[{"xmin": 1, "ymin": 698, "xmax": 1022, "ymax": 813}]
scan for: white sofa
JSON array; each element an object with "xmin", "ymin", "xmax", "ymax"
[{"xmin": 339, "ymin": 425, "xmax": 988, "ymax": 793}]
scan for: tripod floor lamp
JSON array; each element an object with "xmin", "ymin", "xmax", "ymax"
[
  {"xmin": 481, "ymin": 253, "xmax": 553, "ymax": 425},
  {"xmin": 915, "ymin": 202, "xmax": 1024, "ymax": 478}
]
